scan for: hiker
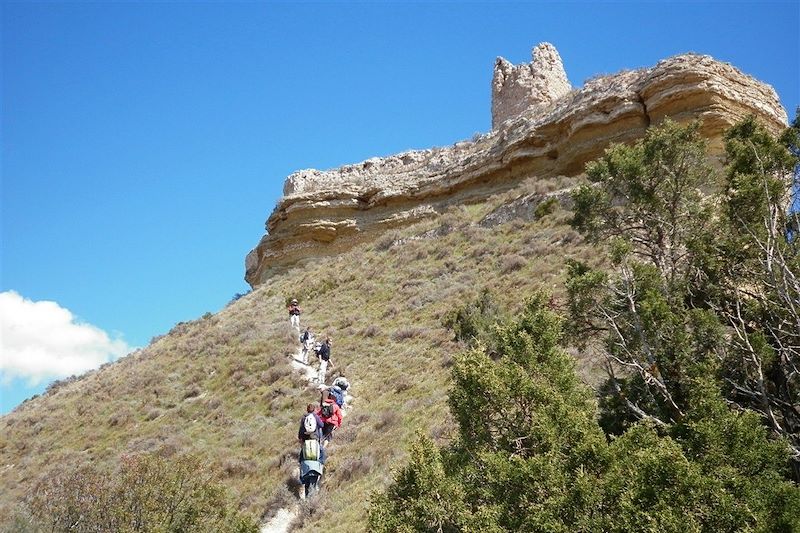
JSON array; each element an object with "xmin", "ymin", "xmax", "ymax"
[
  {"xmin": 299, "ymin": 435, "xmax": 325, "ymax": 498},
  {"xmin": 288, "ymin": 299, "xmax": 301, "ymax": 330},
  {"xmin": 315, "ymin": 390, "xmax": 342, "ymax": 447},
  {"xmin": 298, "ymin": 403, "xmax": 324, "ymax": 443},
  {"xmin": 316, "ymin": 337, "xmax": 331, "ymax": 384},
  {"xmin": 328, "ymin": 377, "xmax": 349, "ymax": 408},
  {"xmin": 299, "ymin": 435, "xmax": 326, "ymax": 464},
  {"xmin": 300, "ymin": 327, "xmax": 315, "ymax": 365},
  {"xmin": 332, "ymin": 376, "xmax": 350, "ymax": 392}
]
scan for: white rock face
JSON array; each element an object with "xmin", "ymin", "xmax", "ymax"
[{"xmin": 491, "ymin": 43, "xmax": 572, "ymax": 130}]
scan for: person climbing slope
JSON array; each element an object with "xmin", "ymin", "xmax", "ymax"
[
  {"xmin": 300, "ymin": 326, "xmax": 314, "ymax": 365},
  {"xmin": 288, "ymin": 298, "xmax": 302, "ymax": 330},
  {"xmin": 315, "ymin": 390, "xmax": 342, "ymax": 447},
  {"xmin": 298, "ymin": 403, "xmax": 324, "ymax": 443},
  {"xmin": 297, "ymin": 420, "xmax": 325, "ymax": 498},
  {"xmin": 328, "ymin": 377, "xmax": 349, "ymax": 408},
  {"xmin": 316, "ymin": 337, "xmax": 332, "ymax": 384}
]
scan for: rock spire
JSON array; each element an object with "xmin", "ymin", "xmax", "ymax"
[{"xmin": 491, "ymin": 42, "xmax": 572, "ymax": 129}]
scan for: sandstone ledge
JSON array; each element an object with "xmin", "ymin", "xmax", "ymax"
[{"xmin": 246, "ymin": 53, "xmax": 786, "ymax": 287}]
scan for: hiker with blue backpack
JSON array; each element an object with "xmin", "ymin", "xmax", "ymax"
[{"xmin": 328, "ymin": 376, "xmax": 349, "ymax": 408}]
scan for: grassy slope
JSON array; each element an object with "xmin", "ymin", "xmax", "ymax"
[{"xmin": 0, "ymin": 176, "xmax": 604, "ymax": 531}]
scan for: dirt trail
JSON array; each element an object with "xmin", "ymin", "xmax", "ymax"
[{"xmin": 260, "ymin": 506, "xmax": 298, "ymax": 533}]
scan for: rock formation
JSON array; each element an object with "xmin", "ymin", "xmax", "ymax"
[
  {"xmin": 245, "ymin": 45, "xmax": 787, "ymax": 287},
  {"xmin": 492, "ymin": 42, "xmax": 572, "ymax": 130}
]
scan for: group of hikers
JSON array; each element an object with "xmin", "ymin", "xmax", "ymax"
[
  {"xmin": 288, "ymin": 299, "xmax": 332, "ymax": 384},
  {"xmin": 286, "ymin": 298, "xmax": 351, "ymax": 496}
]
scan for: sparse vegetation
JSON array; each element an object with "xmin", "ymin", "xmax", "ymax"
[
  {"xmin": 19, "ymin": 454, "xmax": 258, "ymax": 532},
  {"xmin": 8, "ymin": 121, "xmax": 765, "ymax": 529}
]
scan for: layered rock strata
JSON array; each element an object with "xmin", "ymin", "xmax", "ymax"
[{"xmin": 245, "ymin": 47, "xmax": 787, "ymax": 287}]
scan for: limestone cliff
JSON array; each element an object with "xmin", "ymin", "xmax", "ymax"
[{"xmin": 245, "ymin": 45, "xmax": 787, "ymax": 287}]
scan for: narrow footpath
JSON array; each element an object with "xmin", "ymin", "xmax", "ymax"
[{"xmin": 260, "ymin": 343, "xmax": 354, "ymax": 533}]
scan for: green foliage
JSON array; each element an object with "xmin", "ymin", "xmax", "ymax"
[
  {"xmin": 568, "ymin": 118, "xmax": 800, "ymax": 468},
  {"xmin": 724, "ymin": 117, "xmax": 796, "ymax": 236},
  {"xmin": 370, "ymin": 294, "xmax": 800, "ymax": 531},
  {"xmin": 367, "ymin": 436, "xmax": 486, "ymax": 533},
  {"xmin": 573, "ymin": 120, "xmax": 717, "ymax": 287},
  {"xmin": 534, "ymin": 197, "xmax": 558, "ymax": 219},
  {"xmin": 448, "ymin": 292, "xmax": 602, "ymax": 462},
  {"xmin": 23, "ymin": 454, "xmax": 258, "ymax": 533},
  {"xmin": 441, "ymin": 289, "xmax": 503, "ymax": 349},
  {"xmin": 373, "ymin": 120, "xmax": 800, "ymax": 530}
]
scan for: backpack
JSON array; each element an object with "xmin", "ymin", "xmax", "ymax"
[
  {"xmin": 333, "ymin": 377, "xmax": 349, "ymax": 391},
  {"xmin": 329, "ymin": 386, "xmax": 345, "ymax": 407},
  {"xmin": 321, "ymin": 402, "xmax": 334, "ymax": 418},
  {"xmin": 302, "ymin": 439, "xmax": 320, "ymax": 461},
  {"xmin": 303, "ymin": 414, "xmax": 317, "ymax": 436}
]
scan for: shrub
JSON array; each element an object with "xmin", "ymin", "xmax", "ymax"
[
  {"xmin": 391, "ymin": 327, "xmax": 426, "ymax": 341},
  {"xmin": 374, "ymin": 232, "xmax": 399, "ymax": 251},
  {"xmin": 534, "ymin": 196, "xmax": 558, "ymax": 218},
  {"xmin": 227, "ymin": 290, "xmax": 252, "ymax": 307},
  {"xmin": 499, "ymin": 254, "xmax": 526, "ymax": 274},
  {"xmin": 221, "ymin": 456, "xmax": 258, "ymax": 478},
  {"xmin": 360, "ymin": 324, "xmax": 382, "ymax": 338},
  {"xmin": 441, "ymin": 288, "xmax": 502, "ymax": 349},
  {"xmin": 371, "ymin": 291, "xmax": 800, "ymax": 531},
  {"xmin": 24, "ymin": 454, "xmax": 258, "ymax": 532},
  {"xmin": 374, "ymin": 410, "xmax": 399, "ymax": 431},
  {"xmin": 331, "ymin": 454, "xmax": 375, "ymax": 484}
]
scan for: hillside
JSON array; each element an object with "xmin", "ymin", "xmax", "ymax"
[
  {"xmin": 1, "ymin": 45, "xmax": 792, "ymax": 531},
  {"xmin": 0, "ymin": 174, "xmax": 602, "ymax": 529}
]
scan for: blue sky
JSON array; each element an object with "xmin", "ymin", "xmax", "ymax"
[{"xmin": 2, "ymin": 1, "xmax": 798, "ymax": 413}]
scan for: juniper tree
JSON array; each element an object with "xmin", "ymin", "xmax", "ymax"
[
  {"xmin": 567, "ymin": 117, "xmax": 800, "ymax": 473},
  {"xmin": 369, "ymin": 292, "xmax": 800, "ymax": 531}
]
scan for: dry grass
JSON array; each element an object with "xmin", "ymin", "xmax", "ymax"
[
  {"xmin": 500, "ymin": 254, "xmax": 527, "ymax": 274},
  {"xmin": 0, "ymin": 173, "xmax": 605, "ymax": 530}
]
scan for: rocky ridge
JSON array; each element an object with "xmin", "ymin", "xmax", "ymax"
[{"xmin": 245, "ymin": 45, "xmax": 787, "ymax": 287}]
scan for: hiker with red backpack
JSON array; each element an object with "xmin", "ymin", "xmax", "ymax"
[
  {"xmin": 315, "ymin": 390, "xmax": 342, "ymax": 447},
  {"xmin": 288, "ymin": 299, "xmax": 302, "ymax": 330}
]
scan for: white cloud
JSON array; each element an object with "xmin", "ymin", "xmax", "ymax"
[{"xmin": 0, "ymin": 291, "xmax": 134, "ymax": 385}]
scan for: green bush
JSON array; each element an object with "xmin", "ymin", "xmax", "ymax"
[
  {"xmin": 369, "ymin": 293, "xmax": 800, "ymax": 531},
  {"xmin": 567, "ymin": 117, "xmax": 800, "ymax": 473},
  {"xmin": 23, "ymin": 454, "xmax": 258, "ymax": 533}
]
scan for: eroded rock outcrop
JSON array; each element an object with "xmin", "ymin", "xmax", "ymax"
[
  {"xmin": 246, "ymin": 46, "xmax": 787, "ymax": 287},
  {"xmin": 492, "ymin": 42, "xmax": 572, "ymax": 130}
]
